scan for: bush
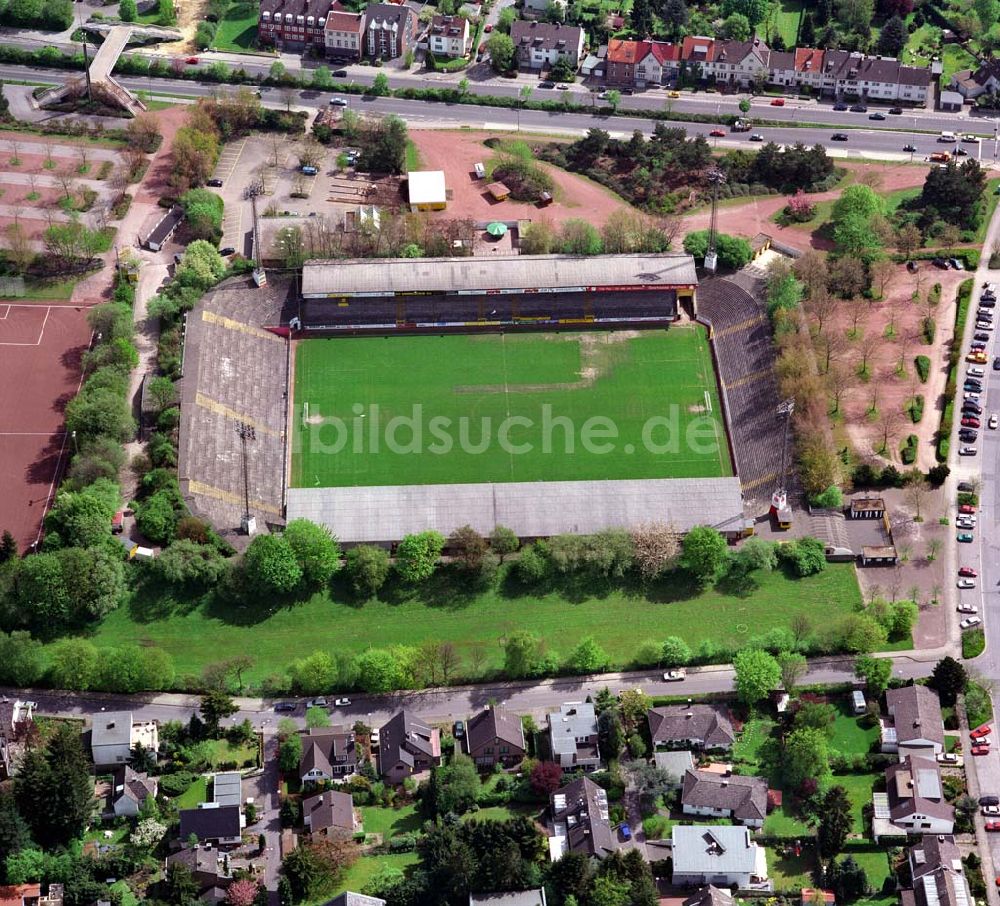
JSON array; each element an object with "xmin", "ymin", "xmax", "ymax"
[
  {"xmin": 490, "ymin": 156, "xmax": 554, "ymax": 202},
  {"xmin": 963, "ymin": 629, "xmax": 986, "ymax": 660},
  {"xmin": 915, "ymin": 355, "xmax": 931, "ymax": 382},
  {"xmin": 906, "ymin": 395, "xmax": 924, "ymax": 423},
  {"xmin": 158, "ymin": 771, "xmax": 197, "ymax": 796},
  {"xmin": 921, "ymin": 316, "xmax": 935, "ymax": 345},
  {"xmin": 900, "ymin": 434, "xmax": 918, "ymax": 465}
]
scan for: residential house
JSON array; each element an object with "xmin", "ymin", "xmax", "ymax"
[
  {"xmin": 819, "ymin": 50, "xmax": 932, "ymax": 103},
  {"xmin": 952, "ymin": 60, "xmax": 1000, "ymax": 99},
  {"xmin": 364, "ymin": 3, "xmax": 416, "ymax": 60},
  {"xmin": 469, "ymin": 892, "xmax": 548, "ymax": 906},
  {"xmin": 878, "ymin": 757, "xmax": 954, "ymax": 838},
  {"xmin": 322, "ymin": 894, "xmax": 386, "ymax": 906},
  {"xmin": 683, "ymin": 886, "xmax": 734, "ymax": 906},
  {"xmin": 647, "ymin": 704, "xmax": 735, "ymax": 750},
  {"xmin": 703, "ymin": 38, "xmax": 770, "ymax": 88},
  {"xmin": 680, "ymin": 34, "xmax": 714, "ymax": 73},
  {"xmin": 881, "ymin": 685, "xmax": 945, "ymax": 756},
  {"xmin": 212, "ymin": 772, "xmax": 242, "ymax": 808},
  {"xmin": 767, "ymin": 49, "xmax": 796, "ymax": 87},
  {"xmin": 0, "ymin": 886, "xmax": 41, "ymax": 906},
  {"xmin": 178, "ymin": 805, "xmax": 244, "ymax": 847},
  {"xmin": 637, "ymin": 41, "xmax": 679, "ymax": 85},
  {"xmin": 324, "ymin": 1, "xmax": 364, "ymax": 60},
  {"xmin": 0, "ymin": 699, "xmax": 35, "ymax": 781},
  {"xmin": 653, "ymin": 750, "xmax": 695, "ymax": 787},
  {"xmin": 164, "ymin": 846, "xmax": 255, "ymax": 895},
  {"xmin": 303, "ymin": 790, "xmax": 361, "ymax": 838},
  {"xmin": 522, "ymin": 0, "xmax": 567, "ymax": 16},
  {"xmin": 549, "ymin": 776, "xmax": 616, "ymax": 860},
  {"xmin": 800, "ymin": 891, "xmax": 836, "ymax": 906},
  {"xmin": 604, "ymin": 39, "xmax": 645, "ymax": 86},
  {"xmin": 90, "ymin": 712, "xmax": 158, "ymax": 767},
  {"xmin": 258, "ymin": 0, "xmax": 331, "ymax": 51},
  {"xmin": 109, "ymin": 766, "xmax": 158, "ymax": 818},
  {"xmin": 680, "ymin": 769, "xmax": 769, "ymax": 828},
  {"xmin": 510, "ymin": 21, "xmax": 584, "ymax": 71},
  {"xmin": 378, "ymin": 710, "xmax": 441, "ymax": 784},
  {"xmin": 429, "ymin": 15, "xmax": 470, "ymax": 58},
  {"xmin": 548, "ymin": 702, "xmax": 601, "ymax": 772},
  {"xmin": 466, "ymin": 705, "xmax": 526, "ymax": 769},
  {"xmin": 671, "ymin": 825, "xmax": 768, "ymax": 888},
  {"xmin": 902, "ymin": 836, "xmax": 971, "ymax": 906},
  {"xmin": 300, "ymin": 727, "xmax": 358, "ymax": 783}
]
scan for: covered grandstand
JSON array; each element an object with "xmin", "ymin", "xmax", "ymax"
[{"xmin": 298, "ymin": 253, "xmax": 698, "ymax": 332}]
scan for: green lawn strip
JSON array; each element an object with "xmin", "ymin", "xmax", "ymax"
[
  {"xmin": 174, "ymin": 776, "xmax": 210, "ymax": 809},
  {"xmin": 827, "ymin": 772, "xmax": 880, "ymax": 834},
  {"xmin": 404, "ymin": 138, "xmax": 422, "ymax": 171},
  {"xmin": 213, "ymin": 1, "xmax": 260, "ymax": 51},
  {"xmin": 767, "ymin": 845, "xmax": 817, "ymax": 891},
  {"xmin": 829, "ymin": 702, "xmax": 879, "ymax": 756},
  {"xmin": 973, "ymin": 178, "xmax": 1000, "ymax": 244},
  {"xmin": 772, "ymin": 0, "xmax": 803, "ymax": 47},
  {"xmin": 204, "ymin": 737, "xmax": 257, "ymax": 768},
  {"xmin": 967, "ymin": 679, "xmax": 993, "ymax": 729},
  {"xmin": 734, "ymin": 718, "xmax": 812, "ymax": 836},
  {"xmin": 940, "ymin": 44, "xmax": 977, "ymax": 85},
  {"xmin": 72, "ymin": 563, "xmax": 864, "ymax": 685},
  {"xmin": 359, "ymin": 804, "xmax": 422, "ymax": 840},
  {"xmin": 903, "ymin": 21, "xmax": 939, "ymax": 68},
  {"xmin": 292, "ymin": 329, "xmax": 732, "ymax": 487},
  {"xmin": 335, "ymin": 852, "xmax": 420, "ymax": 896},
  {"xmin": 840, "ymin": 842, "xmax": 893, "ymax": 898}
]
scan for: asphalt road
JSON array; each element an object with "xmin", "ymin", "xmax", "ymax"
[{"xmin": 5, "ymin": 64, "xmax": 999, "ymax": 162}]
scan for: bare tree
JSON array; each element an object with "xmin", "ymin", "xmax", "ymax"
[
  {"xmin": 55, "ymin": 169, "xmax": 76, "ymax": 201},
  {"xmin": 889, "ymin": 564, "xmax": 903, "ymax": 602},
  {"xmin": 9, "ymin": 205, "xmax": 23, "ymax": 227},
  {"xmin": 858, "ymin": 331, "xmax": 883, "ymax": 376},
  {"xmin": 25, "ymin": 173, "xmax": 38, "ymax": 200},
  {"xmin": 3, "ymin": 222, "xmax": 34, "ymax": 274},
  {"xmin": 267, "ymin": 132, "xmax": 283, "ymax": 168},
  {"xmin": 8, "ymin": 139, "xmax": 21, "ymax": 165},
  {"xmin": 280, "ymin": 86, "xmax": 296, "ymax": 112},
  {"xmin": 818, "ymin": 325, "xmax": 847, "ymax": 374},
  {"xmin": 848, "ymin": 295, "xmax": 868, "ymax": 336},
  {"xmin": 76, "ymin": 144, "xmax": 90, "ymax": 173},
  {"xmin": 828, "ymin": 362, "xmax": 853, "ymax": 415},
  {"xmin": 42, "ymin": 140, "xmax": 55, "ymax": 169},
  {"xmin": 803, "ymin": 285, "xmax": 836, "ymax": 334},
  {"xmin": 439, "ymin": 642, "xmax": 461, "ymax": 684},
  {"xmin": 926, "ymin": 538, "xmax": 942, "ymax": 561},
  {"xmin": 876, "ymin": 407, "xmax": 903, "ymax": 453},
  {"xmin": 905, "ymin": 476, "xmax": 929, "ymax": 521},
  {"xmin": 930, "ymin": 583, "xmax": 942, "ymax": 605}
]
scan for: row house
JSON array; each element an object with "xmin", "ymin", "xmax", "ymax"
[
  {"xmin": 510, "ymin": 21, "xmax": 585, "ymax": 71},
  {"xmin": 605, "ymin": 39, "xmax": 678, "ymax": 87},
  {"xmin": 324, "ymin": 2, "xmax": 364, "ymax": 60},
  {"xmin": 259, "ymin": 0, "xmax": 332, "ymax": 52},
  {"xmin": 818, "ymin": 49, "xmax": 932, "ymax": 103},
  {"xmin": 365, "ymin": 2, "xmax": 416, "ymax": 60},
  {"xmin": 260, "ymin": 0, "xmax": 415, "ymax": 59}
]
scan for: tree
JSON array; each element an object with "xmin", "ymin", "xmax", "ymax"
[
  {"xmin": 488, "ymin": 31, "xmax": 515, "ymax": 72},
  {"xmin": 827, "ymin": 856, "xmax": 870, "ymax": 903},
  {"xmin": 156, "ymin": 0, "xmax": 177, "ymax": 25},
  {"xmin": 504, "ymin": 630, "xmax": 540, "ymax": 678},
  {"xmin": 683, "ymin": 230, "xmax": 752, "ymax": 269},
  {"xmin": 490, "ymin": 525, "xmax": 519, "ymax": 562},
  {"xmin": 4, "ymin": 223, "xmax": 34, "ymax": 275},
  {"xmin": 630, "ymin": 522, "xmax": 679, "ymax": 579},
  {"xmin": 817, "ymin": 785, "xmax": 852, "ymax": 857},
  {"xmin": 176, "ymin": 240, "xmax": 226, "ymax": 289},
  {"xmin": 681, "ymin": 525, "xmax": 729, "ymax": 585},
  {"xmin": 778, "ymin": 651, "xmax": 807, "ymax": 694},
  {"xmin": 306, "ymin": 706, "xmax": 332, "ymax": 729},
  {"xmin": 896, "ymin": 223, "xmax": 922, "ymax": 258},
  {"xmin": 344, "ymin": 545, "xmax": 390, "ymax": 597},
  {"xmin": 46, "ymin": 638, "xmax": 98, "ymax": 690},
  {"xmin": 597, "ymin": 708, "xmax": 625, "ymax": 761},
  {"xmin": 201, "ymin": 690, "xmax": 238, "ymax": 735},
  {"xmin": 930, "ymin": 656, "xmax": 968, "ymax": 707},
  {"xmin": 450, "ymin": 524, "xmax": 489, "ymax": 572},
  {"xmin": 164, "ymin": 862, "xmax": 199, "ymax": 906},
  {"xmin": 284, "ymin": 519, "xmax": 341, "ymax": 590},
  {"xmin": 424, "ymin": 754, "xmax": 481, "ymax": 816},
  {"xmin": 154, "ymin": 539, "xmax": 227, "ymax": 588},
  {"xmin": 0, "ymin": 631, "xmax": 44, "ymax": 686},
  {"xmin": 919, "ymin": 159, "xmax": 987, "ymax": 228},
  {"xmin": 395, "ymin": 531, "xmax": 445, "ymax": 583},
  {"xmin": 226, "ymin": 879, "xmax": 260, "ymax": 906},
  {"xmin": 282, "ymin": 843, "xmax": 340, "ymax": 903},
  {"xmin": 734, "ymin": 649, "xmax": 781, "ymax": 705},
  {"xmin": 242, "ymin": 534, "xmax": 302, "ymax": 597},
  {"xmin": 566, "ymin": 636, "xmax": 609, "ymax": 674},
  {"xmin": 354, "ymin": 648, "xmax": 406, "ymax": 693},
  {"xmin": 661, "ymin": 0, "xmax": 689, "ymax": 36},
  {"xmin": 371, "ymin": 72, "xmax": 390, "ymax": 96},
  {"xmin": 278, "ymin": 733, "xmax": 302, "ymax": 774},
  {"xmin": 876, "ymin": 14, "xmax": 906, "ymax": 56},
  {"xmin": 119, "ymin": 0, "xmax": 137, "ymax": 19},
  {"xmin": 855, "ymin": 654, "xmax": 891, "ymax": 695},
  {"xmin": 520, "ymin": 219, "xmax": 556, "ymax": 255},
  {"xmin": 530, "ymin": 760, "xmax": 563, "ymax": 795},
  {"xmin": 559, "ymin": 219, "xmax": 603, "ymax": 255},
  {"xmin": 631, "ymin": 0, "xmax": 654, "ymax": 34},
  {"xmin": 661, "ymin": 636, "xmax": 692, "ymax": 666},
  {"xmin": 783, "ymin": 726, "xmax": 829, "ymax": 789},
  {"xmin": 723, "ymin": 11, "xmax": 752, "ymax": 38},
  {"xmin": 180, "ymin": 188, "xmax": 224, "ymax": 242}
]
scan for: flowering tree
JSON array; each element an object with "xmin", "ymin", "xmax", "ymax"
[
  {"xmin": 130, "ymin": 818, "xmax": 167, "ymax": 850},
  {"xmin": 785, "ymin": 188, "xmax": 815, "ymax": 222},
  {"xmin": 226, "ymin": 879, "xmax": 260, "ymax": 906}
]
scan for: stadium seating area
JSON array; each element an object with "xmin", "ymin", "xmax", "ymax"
[{"xmin": 698, "ymin": 276, "xmax": 789, "ymax": 507}]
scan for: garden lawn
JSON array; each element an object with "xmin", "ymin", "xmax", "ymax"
[
  {"xmin": 941, "ymin": 44, "xmax": 978, "ymax": 85},
  {"xmin": 828, "ymin": 772, "xmax": 880, "ymax": 834},
  {"xmin": 842, "ymin": 845, "xmax": 892, "ymax": 896},
  {"xmin": 75, "ymin": 563, "xmax": 865, "ymax": 685},
  {"xmin": 336, "ymin": 852, "xmax": 420, "ymax": 896},
  {"xmin": 291, "ymin": 329, "xmax": 732, "ymax": 487},
  {"xmin": 205, "ymin": 737, "xmax": 258, "ymax": 768},
  {"xmin": 772, "ymin": 0, "xmax": 803, "ymax": 48},
  {"xmin": 829, "ymin": 702, "xmax": 879, "ymax": 756},
  {"xmin": 174, "ymin": 776, "xmax": 210, "ymax": 809},
  {"xmin": 767, "ymin": 845, "xmax": 817, "ymax": 890},
  {"xmin": 213, "ymin": 2, "xmax": 259, "ymax": 51},
  {"xmin": 359, "ymin": 804, "xmax": 423, "ymax": 841},
  {"xmin": 736, "ymin": 718, "xmax": 811, "ymax": 836}
]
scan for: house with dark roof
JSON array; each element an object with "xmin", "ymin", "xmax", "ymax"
[
  {"xmin": 258, "ymin": 0, "xmax": 331, "ymax": 51},
  {"xmin": 882, "ymin": 685, "xmax": 944, "ymax": 756},
  {"xmin": 466, "ymin": 706, "xmax": 526, "ymax": 769},
  {"xmin": 164, "ymin": 846, "xmax": 255, "ymax": 895},
  {"xmin": 680, "ymin": 769, "xmax": 769, "ymax": 828},
  {"xmin": 549, "ymin": 776, "xmax": 616, "ymax": 860},
  {"xmin": 428, "ymin": 14, "xmax": 470, "ymax": 58},
  {"xmin": 877, "ymin": 757, "xmax": 954, "ymax": 839},
  {"xmin": 378, "ymin": 711, "xmax": 441, "ymax": 784},
  {"xmin": 511, "ymin": 21, "xmax": 585, "ymax": 71},
  {"xmin": 818, "ymin": 49, "xmax": 931, "ymax": 103},
  {"xmin": 950, "ymin": 59, "xmax": 1000, "ymax": 99},
  {"xmin": 109, "ymin": 766, "xmax": 158, "ymax": 818},
  {"xmin": 647, "ymin": 705, "xmax": 735, "ymax": 750},
  {"xmin": 683, "ymin": 886, "xmax": 734, "ymax": 906},
  {"xmin": 901, "ymin": 836, "xmax": 970, "ymax": 906},
  {"xmin": 300, "ymin": 727, "xmax": 358, "ymax": 783},
  {"xmin": 303, "ymin": 790, "xmax": 361, "ymax": 838},
  {"xmin": 702, "ymin": 37, "xmax": 770, "ymax": 87},
  {"xmin": 548, "ymin": 702, "xmax": 601, "ymax": 772},
  {"xmin": 364, "ymin": 3, "xmax": 416, "ymax": 60},
  {"xmin": 178, "ymin": 805, "xmax": 244, "ymax": 847}
]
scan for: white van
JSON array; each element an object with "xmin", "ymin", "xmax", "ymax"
[
  {"xmin": 968, "ymin": 366, "xmax": 985, "ymax": 377},
  {"xmin": 473, "ymin": 162, "xmax": 486, "ymax": 180},
  {"xmin": 851, "ymin": 690, "xmax": 866, "ymax": 714},
  {"xmin": 939, "ymin": 131, "xmax": 956, "ymax": 142}
]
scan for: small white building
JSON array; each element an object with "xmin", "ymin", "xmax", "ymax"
[
  {"xmin": 91, "ymin": 712, "xmax": 158, "ymax": 766},
  {"xmin": 428, "ymin": 14, "xmax": 470, "ymax": 58},
  {"xmin": 407, "ymin": 170, "xmax": 448, "ymax": 212},
  {"xmin": 548, "ymin": 702, "xmax": 600, "ymax": 772},
  {"xmin": 671, "ymin": 825, "xmax": 768, "ymax": 888}
]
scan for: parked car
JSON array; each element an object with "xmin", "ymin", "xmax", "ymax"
[
  {"xmin": 959, "ymin": 566, "xmax": 978, "ymax": 576},
  {"xmin": 663, "ymin": 669, "xmax": 686, "ymax": 681},
  {"xmin": 959, "ymin": 481, "xmax": 975, "ymax": 491},
  {"xmin": 185, "ymin": 57, "xmax": 200, "ymax": 64},
  {"xmin": 556, "ymin": 84, "xmax": 570, "ymax": 90},
  {"xmin": 975, "ymin": 332, "xmax": 991, "ymax": 341},
  {"xmin": 984, "ymin": 806, "xmax": 1000, "ymax": 816},
  {"xmin": 833, "ymin": 102, "xmax": 849, "ymax": 111},
  {"xmin": 669, "ymin": 91, "xmax": 681, "ymax": 98},
  {"xmin": 906, "ymin": 259, "xmax": 919, "ymax": 272},
  {"xmin": 903, "ymin": 144, "xmax": 917, "ymax": 152},
  {"xmin": 206, "ymin": 178, "xmax": 223, "ymax": 187},
  {"xmin": 961, "ymin": 417, "xmax": 981, "ymax": 428},
  {"xmin": 333, "ymin": 697, "xmax": 351, "ymax": 707},
  {"xmin": 962, "ymin": 616, "xmax": 983, "ymax": 630},
  {"xmin": 958, "ymin": 532, "xmax": 974, "ymax": 542},
  {"xmin": 958, "ymin": 603, "xmax": 979, "ymax": 614},
  {"xmin": 307, "ymin": 697, "xmax": 328, "ymax": 708},
  {"xmin": 982, "ymin": 298, "xmax": 997, "ymax": 308},
  {"xmin": 950, "ymin": 258, "xmax": 965, "ymax": 270},
  {"xmin": 938, "ymin": 752, "xmax": 960, "ymax": 763},
  {"xmin": 955, "ymin": 147, "xmax": 969, "ymax": 156},
  {"xmin": 831, "ymin": 133, "xmax": 849, "ymax": 141},
  {"xmin": 889, "ymin": 106, "xmax": 903, "ymax": 114},
  {"xmin": 274, "ymin": 702, "xmax": 296, "ymax": 712},
  {"xmin": 620, "ymin": 824, "xmax": 632, "ymax": 840},
  {"xmin": 991, "ymin": 413, "xmax": 999, "ymax": 429},
  {"xmin": 484, "ymin": 22, "xmax": 493, "ymax": 30},
  {"xmin": 959, "ymin": 431, "xmax": 978, "ymax": 443},
  {"xmin": 964, "ymin": 134, "xmax": 980, "ymax": 143},
  {"xmin": 370, "ymin": 728, "xmax": 380, "ymax": 745},
  {"xmin": 973, "ymin": 725, "xmax": 993, "ymax": 739},
  {"xmin": 963, "ymin": 402, "xmax": 983, "ymax": 413},
  {"xmin": 749, "ymin": 133, "xmax": 764, "ymax": 141},
  {"xmin": 981, "ymin": 795, "xmax": 999, "ymax": 806},
  {"xmin": 869, "ymin": 112, "xmax": 886, "ymax": 120},
  {"xmin": 219, "ymin": 246, "xmax": 235, "ymax": 256},
  {"xmin": 986, "ymin": 821, "xmax": 1000, "ymax": 831},
  {"xmin": 329, "ymin": 97, "xmax": 348, "ymax": 106},
  {"xmin": 965, "ymin": 392, "xmax": 981, "ymax": 402},
  {"xmin": 539, "ymin": 81, "xmax": 555, "ymax": 89},
  {"xmin": 453, "ymin": 719, "xmax": 465, "ymax": 740},
  {"xmin": 770, "ymin": 98, "xmax": 785, "ymax": 106},
  {"xmin": 977, "ymin": 321, "xmax": 994, "ymax": 331},
  {"xmin": 958, "ymin": 578, "xmax": 977, "ymax": 589},
  {"xmin": 332, "ymin": 69, "xmax": 348, "ymax": 77},
  {"xmin": 959, "ymin": 446, "xmax": 978, "ymax": 455}
]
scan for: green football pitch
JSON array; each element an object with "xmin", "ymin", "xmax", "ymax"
[{"xmin": 291, "ymin": 328, "xmax": 733, "ymax": 487}]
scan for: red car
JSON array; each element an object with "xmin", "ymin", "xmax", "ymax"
[
  {"xmin": 972, "ymin": 724, "xmax": 993, "ymax": 739},
  {"xmin": 484, "ymin": 23, "xmax": 493, "ymax": 31},
  {"xmin": 710, "ymin": 129, "xmax": 726, "ymax": 137},
  {"xmin": 962, "ymin": 417, "xmax": 981, "ymax": 428},
  {"xmin": 988, "ymin": 821, "xmax": 1000, "ymax": 832},
  {"xmin": 771, "ymin": 98, "xmax": 785, "ymax": 106},
  {"xmin": 186, "ymin": 56, "xmax": 200, "ymax": 64},
  {"xmin": 973, "ymin": 744, "xmax": 991, "ymax": 756},
  {"xmin": 960, "ymin": 566, "xmax": 979, "ymax": 577},
  {"xmin": 959, "ymin": 504, "xmax": 977, "ymax": 514}
]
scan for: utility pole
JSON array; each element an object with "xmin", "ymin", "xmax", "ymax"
[
  {"xmin": 704, "ymin": 168, "xmax": 726, "ymax": 274},
  {"xmin": 80, "ymin": 14, "xmax": 93, "ymax": 103},
  {"xmin": 770, "ymin": 398, "xmax": 795, "ymax": 529},
  {"xmin": 235, "ymin": 421, "xmax": 257, "ymax": 535}
]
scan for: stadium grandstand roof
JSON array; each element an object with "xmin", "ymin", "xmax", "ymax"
[
  {"xmin": 286, "ymin": 476, "xmax": 744, "ymax": 544},
  {"xmin": 301, "ymin": 253, "xmax": 698, "ymax": 297}
]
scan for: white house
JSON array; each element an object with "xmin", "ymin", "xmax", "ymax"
[
  {"xmin": 91, "ymin": 712, "xmax": 158, "ymax": 766},
  {"xmin": 680, "ymin": 770, "xmax": 769, "ymax": 829},
  {"xmin": 671, "ymin": 825, "xmax": 768, "ymax": 888},
  {"xmin": 878, "ymin": 757, "xmax": 954, "ymax": 838},
  {"xmin": 548, "ymin": 702, "xmax": 600, "ymax": 772},
  {"xmin": 511, "ymin": 21, "xmax": 584, "ymax": 71},
  {"xmin": 703, "ymin": 38, "xmax": 770, "ymax": 87},
  {"xmin": 428, "ymin": 14, "xmax": 470, "ymax": 58},
  {"xmin": 110, "ymin": 766, "xmax": 157, "ymax": 818}
]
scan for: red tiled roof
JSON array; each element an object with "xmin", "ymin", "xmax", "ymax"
[
  {"xmin": 0, "ymin": 885, "xmax": 41, "ymax": 906},
  {"xmin": 794, "ymin": 47, "xmax": 824, "ymax": 72},
  {"xmin": 607, "ymin": 38, "xmax": 649, "ymax": 64},
  {"xmin": 648, "ymin": 40, "xmax": 680, "ymax": 63},
  {"xmin": 681, "ymin": 34, "xmax": 715, "ymax": 62}
]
